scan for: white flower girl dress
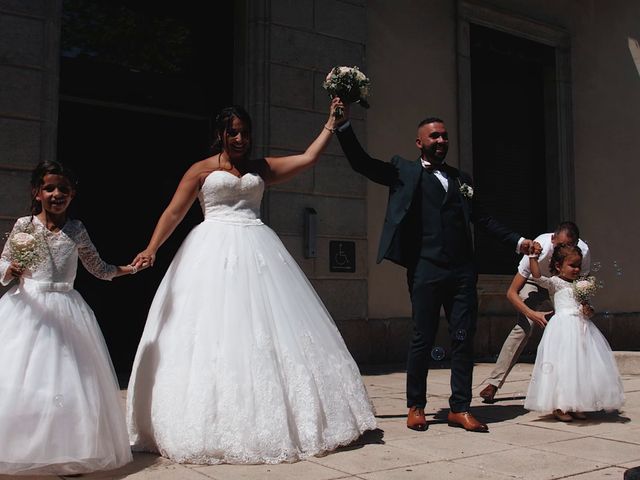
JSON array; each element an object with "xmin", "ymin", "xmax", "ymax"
[
  {"xmin": 525, "ymin": 275, "xmax": 624, "ymax": 413},
  {"xmin": 0, "ymin": 216, "xmax": 132, "ymax": 475}
]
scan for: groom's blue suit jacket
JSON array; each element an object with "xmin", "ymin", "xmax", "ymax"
[{"xmin": 337, "ymin": 125, "xmax": 520, "ymax": 269}]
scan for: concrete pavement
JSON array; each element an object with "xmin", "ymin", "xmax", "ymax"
[{"xmin": 3, "ymin": 361, "xmax": 639, "ymax": 480}]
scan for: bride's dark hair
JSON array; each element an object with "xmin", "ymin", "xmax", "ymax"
[{"xmin": 210, "ymin": 105, "xmax": 252, "ymax": 155}]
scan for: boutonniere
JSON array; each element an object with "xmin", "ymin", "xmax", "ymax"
[{"xmin": 458, "ymin": 180, "xmax": 473, "ymax": 199}]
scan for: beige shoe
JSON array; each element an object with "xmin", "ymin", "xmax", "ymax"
[{"xmin": 553, "ymin": 409, "xmax": 573, "ymax": 422}]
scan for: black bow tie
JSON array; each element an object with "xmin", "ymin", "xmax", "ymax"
[{"xmin": 425, "ymin": 164, "xmax": 444, "ymax": 173}]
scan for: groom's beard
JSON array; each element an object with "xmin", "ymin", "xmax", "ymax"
[{"xmin": 422, "ymin": 144, "xmax": 448, "ymax": 165}]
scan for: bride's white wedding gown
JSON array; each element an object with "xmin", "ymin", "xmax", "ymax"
[{"xmin": 126, "ymin": 171, "xmax": 376, "ymax": 464}]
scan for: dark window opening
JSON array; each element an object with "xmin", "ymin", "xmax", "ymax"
[
  {"xmin": 470, "ymin": 24, "xmax": 556, "ymax": 274},
  {"xmin": 58, "ymin": 0, "xmax": 235, "ymax": 380}
]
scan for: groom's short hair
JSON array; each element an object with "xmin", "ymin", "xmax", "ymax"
[
  {"xmin": 555, "ymin": 221, "xmax": 580, "ymax": 242},
  {"xmin": 418, "ymin": 117, "xmax": 444, "ymax": 128}
]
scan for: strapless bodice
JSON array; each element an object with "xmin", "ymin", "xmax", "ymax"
[{"xmin": 198, "ymin": 171, "xmax": 264, "ymax": 225}]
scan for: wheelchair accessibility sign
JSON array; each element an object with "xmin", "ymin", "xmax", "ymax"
[{"xmin": 329, "ymin": 241, "xmax": 356, "ymax": 273}]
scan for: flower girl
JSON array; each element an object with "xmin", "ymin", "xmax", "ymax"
[
  {"xmin": 0, "ymin": 161, "xmax": 136, "ymax": 475},
  {"xmin": 524, "ymin": 243, "xmax": 624, "ymax": 421}
]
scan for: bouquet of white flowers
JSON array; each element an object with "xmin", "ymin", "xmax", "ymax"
[
  {"xmin": 572, "ymin": 276, "xmax": 597, "ymax": 304},
  {"xmin": 458, "ymin": 182, "xmax": 474, "ymax": 199},
  {"xmin": 6, "ymin": 224, "xmax": 46, "ymax": 271},
  {"xmin": 323, "ymin": 66, "xmax": 370, "ymax": 117}
]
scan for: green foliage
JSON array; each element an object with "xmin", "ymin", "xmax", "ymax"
[{"xmin": 62, "ymin": 0, "xmax": 192, "ymax": 74}]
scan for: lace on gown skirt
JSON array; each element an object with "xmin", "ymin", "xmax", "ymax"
[{"xmin": 127, "ymin": 218, "xmax": 377, "ymax": 464}]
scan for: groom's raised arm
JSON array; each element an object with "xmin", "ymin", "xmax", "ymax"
[{"xmin": 336, "ymin": 123, "xmax": 397, "ymax": 187}]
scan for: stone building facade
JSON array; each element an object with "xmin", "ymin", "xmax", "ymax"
[{"xmin": 1, "ymin": 0, "xmax": 639, "ymax": 373}]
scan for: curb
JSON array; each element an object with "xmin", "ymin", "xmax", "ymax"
[{"xmin": 615, "ymin": 351, "xmax": 640, "ymax": 375}]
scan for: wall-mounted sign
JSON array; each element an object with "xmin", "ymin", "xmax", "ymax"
[{"xmin": 329, "ymin": 241, "xmax": 355, "ymax": 273}]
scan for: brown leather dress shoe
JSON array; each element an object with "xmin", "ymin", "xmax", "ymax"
[
  {"xmin": 479, "ymin": 384, "xmax": 498, "ymax": 403},
  {"xmin": 407, "ymin": 406, "xmax": 428, "ymax": 431},
  {"xmin": 447, "ymin": 411, "xmax": 489, "ymax": 432}
]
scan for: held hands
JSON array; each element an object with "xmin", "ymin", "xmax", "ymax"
[
  {"xmin": 519, "ymin": 239, "xmax": 542, "ymax": 256},
  {"xmin": 327, "ymin": 97, "xmax": 348, "ymax": 130},
  {"xmin": 131, "ymin": 249, "xmax": 156, "ymax": 273},
  {"xmin": 531, "ymin": 241, "xmax": 542, "ymax": 256},
  {"xmin": 519, "ymin": 239, "xmax": 533, "ymax": 255}
]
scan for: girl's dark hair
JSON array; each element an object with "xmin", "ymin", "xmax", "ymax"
[
  {"xmin": 210, "ymin": 105, "xmax": 252, "ymax": 155},
  {"xmin": 550, "ymin": 243, "xmax": 583, "ymax": 275},
  {"xmin": 30, "ymin": 160, "xmax": 78, "ymax": 215}
]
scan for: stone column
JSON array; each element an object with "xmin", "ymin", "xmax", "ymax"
[
  {"xmin": 241, "ymin": 0, "xmax": 373, "ymax": 361},
  {"xmin": 0, "ymin": 0, "xmax": 62, "ymax": 235}
]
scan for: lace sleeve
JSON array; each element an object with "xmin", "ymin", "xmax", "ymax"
[
  {"xmin": 0, "ymin": 231, "xmax": 13, "ymax": 286},
  {"xmin": 75, "ymin": 221, "xmax": 118, "ymax": 281},
  {"xmin": 0, "ymin": 217, "xmax": 30, "ymax": 286},
  {"xmin": 532, "ymin": 275, "xmax": 556, "ymax": 293}
]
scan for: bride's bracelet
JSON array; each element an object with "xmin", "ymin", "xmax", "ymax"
[{"xmin": 323, "ymin": 125, "xmax": 335, "ymax": 134}]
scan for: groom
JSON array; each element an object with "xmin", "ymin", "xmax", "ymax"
[{"xmin": 335, "ymin": 109, "xmax": 532, "ymax": 432}]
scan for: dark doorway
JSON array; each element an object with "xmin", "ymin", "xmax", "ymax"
[
  {"xmin": 470, "ymin": 24, "xmax": 556, "ymax": 274},
  {"xmin": 58, "ymin": 0, "xmax": 234, "ymax": 381}
]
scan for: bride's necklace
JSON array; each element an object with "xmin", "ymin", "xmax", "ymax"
[{"xmin": 217, "ymin": 152, "xmax": 233, "ymax": 171}]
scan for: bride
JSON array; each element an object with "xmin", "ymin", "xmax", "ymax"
[{"xmin": 126, "ymin": 98, "xmax": 376, "ymax": 464}]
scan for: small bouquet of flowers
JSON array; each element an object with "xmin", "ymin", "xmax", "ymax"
[
  {"xmin": 572, "ymin": 275, "xmax": 597, "ymax": 304},
  {"xmin": 458, "ymin": 181, "xmax": 474, "ymax": 199},
  {"xmin": 5, "ymin": 224, "xmax": 47, "ymax": 271},
  {"xmin": 323, "ymin": 66, "xmax": 370, "ymax": 117}
]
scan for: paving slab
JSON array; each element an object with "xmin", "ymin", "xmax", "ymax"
[
  {"xmin": 307, "ymin": 443, "xmax": 429, "ymax": 475},
  {"xmin": 359, "ymin": 460, "xmax": 516, "ymax": 480},
  {"xmin": 531, "ymin": 436, "xmax": 640, "ymax": 465},
  {"xmin": 473, "ymin": 422, "xmax": 586, "ymax": 447},
  {"xmin": 452, "ymin": 446, "xmax": 607, "ymax": 480},
  {"xmin": 189, "ymin": 460, "xmax": 353, "ymax": 480},
  {"xmin": 385, "ymin": 430, "xmax": 518, "ymax": 462},
  {"xmin": 565, "ymin": 467, "xmax": 632, "ymax": 479},
  {"xmin": 71, "ymin": 453, "xmax": 211, "ymax": 479},
  {"xmin": 2, "ymin": 362, "xmax": 638, "ymax": 480},
  {"xmin": 524, "ymin": 410, "xmax": 635, "ymax": 435},
  {"xmin": 596, "ymin": 428, "xmax": 640, "ymax": 444}
]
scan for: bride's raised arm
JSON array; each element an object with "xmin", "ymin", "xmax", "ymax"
[{"xmin": 261, "ymin": 97, "xmax": 343, "ymax": 185}]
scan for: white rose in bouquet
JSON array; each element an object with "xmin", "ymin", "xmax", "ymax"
[
  {"xmin": 323, "ymin": 66, "xmax": 371, "ymax": 117},
  {"xmin": 11, "ymin": 232, "xmax": 37, "ymax": 251},
  {"xmin": 6, "ymin": 226, "xmax": 46, "ymax": 270},
  {"xmin": 572, "ymin": 276, "xmax": 597, "ymax": 304}
]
